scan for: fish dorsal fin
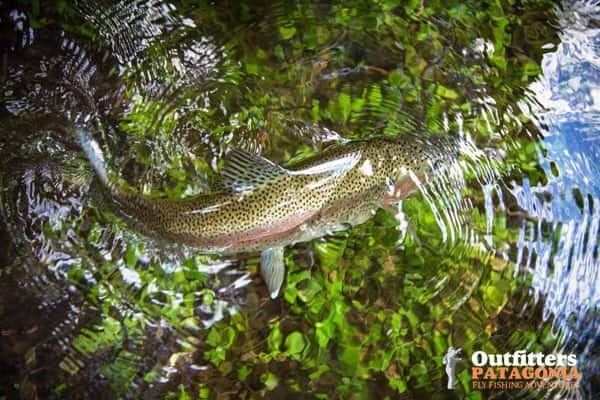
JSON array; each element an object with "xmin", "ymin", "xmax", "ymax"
[{"xmin": 219, "ymin": 148, "xmax": 288, "ymax": 193}]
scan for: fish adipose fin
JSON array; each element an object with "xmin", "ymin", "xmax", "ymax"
[
  {"xmin": 260, "ymin": 247, "xmax": 285, "ymax": 299},
  {"xmin": 219, "ymin": 148, "xmax": 288, "ymax": 193}
]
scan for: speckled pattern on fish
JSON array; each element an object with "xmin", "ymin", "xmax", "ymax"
[
  {"xmin": 77, "ymin": 128, "xmax": 462, "ymax": 297},
  {"xmin": 98, "ymin": 135, "xmax": 461, "ymax": 253}
]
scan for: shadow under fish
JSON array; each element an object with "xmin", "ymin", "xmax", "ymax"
[{"xmin": 75, "ymin": 127, "xmax": 462, "ymax": 298}]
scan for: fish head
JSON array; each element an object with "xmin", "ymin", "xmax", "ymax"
[
  {"xmin": 367, "ymin": 135, "xmax": 463, "ymax": 201},
  {"xmin": 378, "ymin": 135, "xmax": 462, "ymax": 179}
]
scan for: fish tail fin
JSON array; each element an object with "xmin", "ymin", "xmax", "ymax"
[{"xmin": 74, "ymin": 127, "xmax": 111, "ymax": 188}]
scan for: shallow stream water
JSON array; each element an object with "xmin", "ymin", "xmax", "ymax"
[{"xmin": 0, "ymin": 1, "xmax": 598, "ymax": 399}]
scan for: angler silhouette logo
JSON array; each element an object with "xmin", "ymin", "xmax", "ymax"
[{"xmin": 443, "ymin": 347, "xmax": 462, "ymax": 389}]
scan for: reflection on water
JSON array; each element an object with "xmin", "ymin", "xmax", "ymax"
[
  {"xmin": 513, "ymin": 3, "xmax": 600, "ymax": 394},
  {"xmin": 0, "ymin": 0, "xmax": 598, "ymax": 398}
]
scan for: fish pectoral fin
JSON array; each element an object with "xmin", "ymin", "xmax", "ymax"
[
  {"xmin": 219, "ymin": 148, "xmax": 288, "ymax": 194},
  {"xmin": 382, "ymin": 174, "xmax": 423, "ymax": 205},
  {"xmin": 260, "ymin": 247, "xmax": 285, "ymax": 299}
]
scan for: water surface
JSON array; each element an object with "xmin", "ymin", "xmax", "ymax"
[{"xmin": 0, "ymin": 1, "xmax": 598, "ymax": 399}]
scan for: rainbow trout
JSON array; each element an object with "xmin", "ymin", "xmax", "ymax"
[{"xmin": 76, "ymin": 127, "xmax": 460, "ymax": 298}]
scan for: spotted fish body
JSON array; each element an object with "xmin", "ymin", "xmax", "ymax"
[{"xmin": 76, "ymin": 128, "xmax": 460, "ymax": 298}]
